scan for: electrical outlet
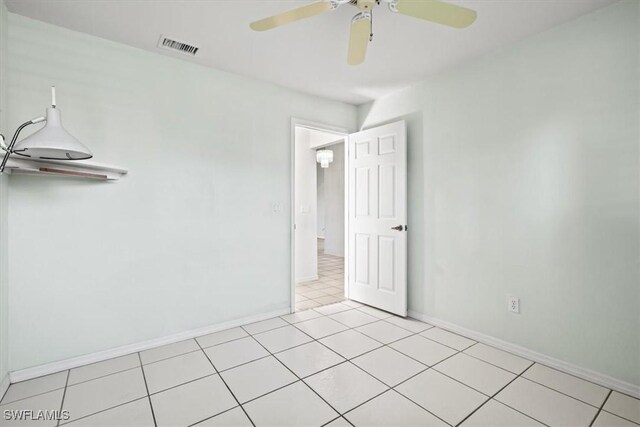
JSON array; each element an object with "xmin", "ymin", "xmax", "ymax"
[{"xmin": 508, "ymin": 296, "xmax": 520, "ymax": 314}]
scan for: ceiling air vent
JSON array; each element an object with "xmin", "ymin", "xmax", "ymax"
[{"xmin": 157, "ymin": 35, "xmax": 199, "ymax": 56}]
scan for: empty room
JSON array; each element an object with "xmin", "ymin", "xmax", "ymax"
[{"xmin": 0, "ymin": 0, "xmax": 638, "ymax": 426}]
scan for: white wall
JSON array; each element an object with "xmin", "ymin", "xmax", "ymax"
[
  {"xmin": 317, "ymin": 166, "xmax": 325, "ymax": 239},
  {"xmin": 0, "ymin": 0, "xmax": 9, "ymax": 388},
  {"xmin": 295, "ymin": 127, "xmax": 318, "ymax": 282},
  {"xmin": 359, "ymin": 0, "xmax": 639, "ymax": 387},
  {"xmin": 7, "ymin": 14, "xmax": 357, "ymax": 371},
  {"xmin": 323, "ymin": 143, "xmax": 345, "ymax": 257}
]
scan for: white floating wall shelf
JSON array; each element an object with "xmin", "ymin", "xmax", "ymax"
[{"xmin": 4, "ymin": 156, "xmax": 127, "ymax": 181}]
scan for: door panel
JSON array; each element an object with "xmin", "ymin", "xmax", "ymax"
[
  {"xmin": 354, "ymin": 233, "xmax": 371, "ymax": 286},
  {"xmin": 347, "ymin": 120, "xmax": 407, "ymax": 316},
  {"xmin": 378, "ymin": 134, "xmax": 397, "ymax": 155},
  {"xmin": 355, "ymin": 139, "xmax": 372, "ymax": 159},
  {"xmin": 378, "ymin": 164, "xmax": 396, "ymax": 219},
  {"xmin": 355, "ymin": 167, "xmax": 371, "ymax": 217},
  {"xmin": 378, "ymin": 235, "xmax": 396, "ymax": 292}
]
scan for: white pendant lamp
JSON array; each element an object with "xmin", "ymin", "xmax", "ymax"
[
  {"xmin": 0, "ymin": 86, "xmax": 92, "ymax": 173},
  {"xmin": 316, "ymin": 149, "xmax": 333, "ymax": 168}
]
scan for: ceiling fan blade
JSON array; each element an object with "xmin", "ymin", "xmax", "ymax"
[
  {"xmin": 250, "ymin": 1, "xmax": 333, "ymax": 31},
  {"xmin": 347, "ymin": 13, "xmax": 371, "ymax": 66},
  {"xmin": 395, "ymin": 0, "xmax": 477, "ymax": 28}
]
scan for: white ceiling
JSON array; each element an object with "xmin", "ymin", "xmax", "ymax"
[{"xmin": 6, "ymin": 0, "xmax": 616, "ymax": 105}]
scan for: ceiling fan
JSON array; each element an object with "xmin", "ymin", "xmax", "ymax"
[{"xmin": 250, "ymin": 0, "xmax": 477, "ymax": 66}]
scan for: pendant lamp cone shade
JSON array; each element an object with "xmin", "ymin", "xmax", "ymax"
[{"xmin": 12, "ymin": 107, "xmax": 92, "ymax": 160}]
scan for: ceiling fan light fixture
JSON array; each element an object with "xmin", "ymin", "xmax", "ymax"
[{"xmin": 250, "ymin": 0, "xmax": 477, "ymax": 64}]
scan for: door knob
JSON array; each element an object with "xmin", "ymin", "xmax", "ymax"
[{"xmin": 391, "ymin": 225, "xmax": 404, "ymax": 231}]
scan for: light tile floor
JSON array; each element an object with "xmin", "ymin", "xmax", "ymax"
[
  {"xmin": 296, "ymin": 239, "xmax": 344, "ymax": 311},
  {"xmin": 1, "ymin": 303, "xmax": 639, "ymax": 427}
]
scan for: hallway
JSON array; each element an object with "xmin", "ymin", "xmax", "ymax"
[{"xmin": 295, "ymin": 239, "xmax": 345, "ymax": 311}]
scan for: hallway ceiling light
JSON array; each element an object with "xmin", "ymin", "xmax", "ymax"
[
  {"xmin": 317, "ymin": 149, "xmax": 334, "ymax": 168},
  {"xmin": 0, "ymin": 86, "xmax": 93, "ymax": 173}
]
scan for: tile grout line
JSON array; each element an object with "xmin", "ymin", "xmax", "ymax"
[
  {"xmin": 0, "ymin": 386, "xmax": 67, "ymax": 407},
  {"xmin": 243, "ymin": 321, "xmax": 296, "ymax": 337},
  {"xmin": 389, "ymin": 359, "xmax": 481, "ymax": 426},
  {"xmin": 598, "ymin": 410, "xmax": 640, "ymax": 426},
  {"xmin": 197, "ymin": 331, "xmax": 253, "ymax": 350},
  {"xmin": 331, "ymin": 384, "xmax": 389, "ymax": 424},
  {"xmin": 359, "ymin": 378, "xmax": 451, "ymax": 426},
  {"xmin": 515, "ymin": 375, "xmax": 610, "ymax": 410},
  {"xmin": 55, "ymin": 370, "xmax": 70, "ymax": 427},
  {"xmin": 215, "ymin": 355, "xmax": 273, "ymax": 376},
  {"xmin": 589, "ymin": 389, "xmax": 612, "ymax": 427},
  {"xmin": 320, "ymin": 415, "xmax": 351, "ymax": 427},
  {"xmin": 426, "ymin": 346, "xmax": 535, "ymax": 399},
  {"xmin": 426, "ymin": 333, "xmax": 617, "ymax": 409},
  {"xmin": 0, "ymin": 380, "xmax": 8, "ymax": 404},
  {"xmin": 229, "ymin": 379, "xmax": 299, "ymax": 407},
  {"xmin": 337, "ymin": 363, "xmax": 440, "ymax": 423},
  {"xmin": 387, "ymin": 347, "xmax": 470, "ymax": 426},
  {"xmin": 61, "ymin": 364, "xmax": 143, "ymax": 390},
  {"xmin": 59, "ymin": 397, "xmax": 150, "ymax": 426},
  {"xmin": 418, "ymin": 333, "xmax": 476, "ymax": 353},
  {"xmin": 137, "ymin": 353, "xmax": 158, "ymax": 427},
  {"xmin": 194, "ymin": 337, "xmax": 257, "ymax": 427},
  {"xmin": 241, "ymin": 325, "xmax": 346, "ymax": 422},
  {"xmin": 257, "ymin": 313, "xmax": 452, "ymax": 424},
  {"xmin": 141, "ymin": 348, "xmax": 203, "ymax": 367},
  {"xmin": 316, "ymin": 319, "xmax": 545, "ymax": 427},
  {"xmin": 452, "ymin": 361, "xmax": 550, "ymax": 427},
  {"xmin": 380, "ymin": 328, "xmax": 583, "ymax": 426},
  {"xmin": 147, "ymin": 373, "xmax": 218, "ymax": 397},
  {"xmin": 527, "ymin": 358, "xmax": 620, "ymax": 391},
  {"xmin": 185, "ymin": 405, "xmax": 245, "ymax": 427},
  {"xmin": 485, "ymin": 370, "xmax": 553, "ymax": 427}
]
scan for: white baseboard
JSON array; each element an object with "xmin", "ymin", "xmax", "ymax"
[
  {"xmin": 0, "ymin": 374, "xmax": 9, "ymax": 402},
  {"xmin": 408, "ymin": 310, "xmax": 640, "ymax": 399},
  {"xmin": 323, "ymin": 251, "xmax": 344, "ymax": 258},
  {"xmin": 296, "ymin": 275, "xmax": 318, "ymax": 284},
  {"xmin": 9, "ymin": 307, "xmax": 290, "ymax": 384}
]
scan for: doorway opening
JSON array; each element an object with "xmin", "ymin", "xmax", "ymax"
[{"xmin": 292, "ymin": 121, "xmax": 348, "ymax": 312}]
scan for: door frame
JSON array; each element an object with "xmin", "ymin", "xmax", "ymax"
[{"xmin": 290, "ymin": 118, "xmax": 352, "ymax": 313}]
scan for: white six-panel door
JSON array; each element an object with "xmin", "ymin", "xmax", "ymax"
[{"xmin": 347, "ymin": 120, "xmax": 407, "ymax": 316}]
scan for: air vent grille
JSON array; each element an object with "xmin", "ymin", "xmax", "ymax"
[{"xmin": 157, "ymin": 35, "xmax": 199, "ymax": 56}]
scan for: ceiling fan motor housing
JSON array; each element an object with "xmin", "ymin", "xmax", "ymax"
[{"xmin": 356, "ymin": 0, "xmax": 377, "ymax": 11}]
